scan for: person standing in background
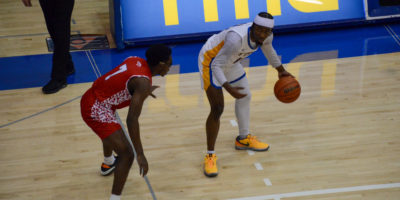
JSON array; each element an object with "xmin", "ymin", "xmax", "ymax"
[{"xmin": 22, "ymin": 0, "xmax": 75, "ymax": 94}]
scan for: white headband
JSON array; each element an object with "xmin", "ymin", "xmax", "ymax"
[{"xmin": 253, "ymin": 15, "xmax": 274, "ymax": 28}]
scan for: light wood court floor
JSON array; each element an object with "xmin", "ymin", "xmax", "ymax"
[{"xmin": 1, "ymin": 52, "xmax": 400, "ymax": 199}]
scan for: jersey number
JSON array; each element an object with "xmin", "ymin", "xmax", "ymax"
[{"xmin": 105, "ymin": 64, "xmax": 127, "ymax": 80}]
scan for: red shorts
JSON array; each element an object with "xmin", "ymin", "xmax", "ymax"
[{"xmin": 80, "ymin": 88, "xmax": 121, "ymax": 140}]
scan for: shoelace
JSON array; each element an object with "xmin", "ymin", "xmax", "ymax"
[
  {"xmin": 248, "ymin": 135, "xmax": 258, "ymax": 144},
  {"xmin": 206, "ymin": 156, "xmax": 215, "ymax": 166}
]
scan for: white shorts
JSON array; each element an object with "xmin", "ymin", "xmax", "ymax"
[{"xmin": 198, "ymin": 50, "xmax": 245, "ymax": 90}]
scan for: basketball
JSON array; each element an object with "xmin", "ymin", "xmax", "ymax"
[{"xmin": 274, "ymin": 76, "xmax": 301, "ymax": 103}]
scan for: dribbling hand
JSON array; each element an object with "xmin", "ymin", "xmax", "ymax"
[{"xmin": 278, "ymin": 70, "xmax": 295, "ymax": 79}]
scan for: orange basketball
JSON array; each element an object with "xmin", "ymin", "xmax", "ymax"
[{"xmin": 274, "ymin": 76, "xmax": 301, "ymax": 103}]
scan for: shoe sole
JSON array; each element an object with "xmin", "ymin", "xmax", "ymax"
[
  {"xmin": 42, "ymin": 83, "xmax": 67, "ymax": 94},
  {"xmin": 101, "ymin": 166, "xmax": 116, "ymax": 176},
  {"xmin": 235, "ymin": 145, "xmax": 270, "ymax": 151},
  {"xmin": 204, "ymin": 171, "xmax": 218, "ymax": 177}
]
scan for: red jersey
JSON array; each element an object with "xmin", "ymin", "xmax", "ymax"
[{"xmin": 91, "ymin": 56, "xmax": 152, "ymax": 109}]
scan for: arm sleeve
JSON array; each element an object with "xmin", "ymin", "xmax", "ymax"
[
  {"xmin": 260, "ymin": 34, "xmax": 282, "ymax": 68},
  {"xmin": 211, "ymin": 31, "xmax": 242, "ymax": 85}
]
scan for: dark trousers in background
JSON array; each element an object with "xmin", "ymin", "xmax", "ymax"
[{"xmin": 39, "ymin": 0, "xmax": 75, "ymax": 82}]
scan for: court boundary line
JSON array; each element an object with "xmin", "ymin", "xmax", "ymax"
[
  {"xmin": 0, "ymin": 95, "xmax": 81, "ymax": 128},
  {"xmin": 0, "ymin": 31, "xmax": 81, "ymax": 39},
  {"xmin": 85, "ymin": 50, "xmax": 101, "ymax": 78},
  {"xmin": 0, "ymin": 51, "xmax": 98, "ymax": 129},
  {"xmin": 227, "ymin": 182, "xmax": 400, "ymax": 200},
  {"xmin": 384, "ymin": 25, "xmax": 400, "ymax": 47},
  {"xmin": 88, "ymin": 50, "xmax": 102, "ymax": 77}
]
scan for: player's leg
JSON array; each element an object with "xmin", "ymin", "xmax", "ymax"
[
  {"xmin": 80, "ymin": 89, "xmax": 132, "ymax": 199},
  {"xmin": 199, "ymin": 50, "xmax": 224, "ymax": 177},
  {"xmin": 204, "ymin": 86, "xmax": 224, "ymax": 177},
  {"xmin": 231, "ymin": 76, "xmax": 269, "ymax": 151},
  {"xmin": 103, "ymin": 141, "xmax": 113, "ymax": 158},
  {"xmin": 101, "ymin": 140, "xmax": 117, "ymax": 176},
  {"xmin": 102, "ymin": 129, "xmax": 135, "ymax": 197},
  {"xmin": 205, "ymin": 86, "xmax": 224, "ymax": 152},
  {"xmin": 231, "ymin": 75, "xmax": 251, "ymax": 138},
  {"xmin": 80, "ymin": 90, "xmax": 119, "ymax": 176}
]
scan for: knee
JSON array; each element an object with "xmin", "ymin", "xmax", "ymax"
[
  {"xmin": 243, "ymin": 92, "xmax": 252, "ymax": 101},
  {"xmin": 210, "ymin": 104, "xmax": 224, "ymax": 119},
  {"xmin": 118, "ymin": 147, "xmax": 135, "ymax": 166},
  {"xmin": 238, "ymin": 91, "xmax": 252, "ymax": 103},
  {"xmin": 123, "ymin": 153, "xmax": 135, "ymax": 167}
]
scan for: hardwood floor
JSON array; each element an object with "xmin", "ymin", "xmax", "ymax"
[
  {"xmin": 1, "ymin": 0, "xmax": 399, "ymax": 199},
  {"xmin": 0, "ymin": 0, "xmax": 110, "ymax": 58},
  {"xmin": 1, "ymin": 53, "xmax": 399, "ymax": 199}
]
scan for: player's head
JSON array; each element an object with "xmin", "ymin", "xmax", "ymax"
[
  {"xmin": 145, "ymin": 44, "xmax": 172, "ymax": 77},
  {"xmin": 251, "ymin": 12, "xmax": 274, "ymax": 45}
]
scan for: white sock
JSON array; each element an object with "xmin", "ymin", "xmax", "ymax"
[
  {"xmin": 239, "ymin": 134, "xmax": 249, "ymax": 140},
  {"xmin": 110, "ymin": 194, "xmax": 120, "ymax": 200},
  {"xmin": 104, "ymin": 155, "xmax": 115, "ymax": 165},
  {"xmin": 207, "ymin": 150, "xmax": 215, "ymax": 155}
]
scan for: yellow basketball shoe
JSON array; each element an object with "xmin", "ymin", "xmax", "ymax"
[
  {"xmin": 235, "ymin": 134, "xmax": 270, "ymax": 151},
  {"xmin": 204, "ymin": 154, "xmax": 218, "ymax": 177}
]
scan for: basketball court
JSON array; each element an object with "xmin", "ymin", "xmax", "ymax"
[{"xmin": 1, "ymin": 0, "xmax": 400, "ymax": 199}]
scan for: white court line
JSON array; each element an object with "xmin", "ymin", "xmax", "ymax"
[
  {"xmin": 295, "ymin": 0, "xmax": 323, "ymax": 5},
  {"xmin": 254, "ymin": 162, "xmax": 263, "ymax": 170},
  {"xmin": 230, "ymin": 119, "xmax": 238, "ymax": 127},
  {"xmin": 386, "ymin": 25, "xmax": 400, "ymax": 42},
  {"xmin": 227, "ymin": 183, "xmax": 400, "ymax": 200},
  {"xmin": 247, "ymin": 150, "xmax": 255, "ymax": 156},
  {"xmin": 85, "ymin": 50, "xmax": 100, "ymax": 78},
  {"xmin": 384, "ymin": 25, "xmax": 400, "ymax": 47},
  {"xmin": 264, "ymin": 178, "xmax": 272, "ymax": 186}
]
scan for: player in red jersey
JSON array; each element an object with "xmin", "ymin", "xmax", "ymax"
[{"xmin": 80, "ymin": 44, "xmax": 172, "ymax": 200}]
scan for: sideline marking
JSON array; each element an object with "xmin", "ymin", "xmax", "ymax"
[
  {"xmin": 230, "ymin": 119, "xmax": 238, "ymax": 127},
  {"xmin": 263, "ymin": 178, "xmax": 272, "ymax": 186},
  {"xmin": 228, "ymin": 183, "xmax": 400, "ymax": 200},
  {"xmin": 254, "ymin": 162, "xmax": 263, "ymax": 170},
  {"xmin": 247, "ymin": 150, "xmax": 255, "ymax": 156}
]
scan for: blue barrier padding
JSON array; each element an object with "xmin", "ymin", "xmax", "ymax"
[
  {"xmin": 112, "ymin": 0, "xmax": 367, "ymax": 47},
  {"xmin": 1, "ymin": 23, "xmax": 399, "ymax": 91}
]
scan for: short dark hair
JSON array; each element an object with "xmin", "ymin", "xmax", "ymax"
[
  {"xmin": 145, "ymin": 44, "xmax": 172, "ymax": 66},
  {"xmin": 258, "ymin": 12, "xmax": 273, "ymax": 19}
]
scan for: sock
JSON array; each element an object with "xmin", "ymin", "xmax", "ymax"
[
  {"xmin": 207, "ymin": 150, "xmax": 215, "ymax": 155},
  {"xmin": 104, "ymin": 155, "xmax": 115, "ymax": 165},
  {"xmin": 239, "ymin": 134, "xmax": 249, "ymax": 140},
  {"xmin": 110, "ymin": 194, "xmax": 120, "ymax": 200}
]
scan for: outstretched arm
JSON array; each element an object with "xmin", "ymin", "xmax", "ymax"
[
  {"xmin": 261, "ymin": 35, "xmax": 294, "ymax": 78},
  {"xmin": 126, "ymin": 77, "xmax": 152, "ymax": 176}
]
